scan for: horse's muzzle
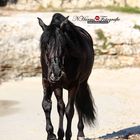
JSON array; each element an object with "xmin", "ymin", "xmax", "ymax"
[{"xmin": 49, "ymin": 71, "xmax": 64, "ymax": 83}]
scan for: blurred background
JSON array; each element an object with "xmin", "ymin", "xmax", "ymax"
[
  {"xmin": 0, "ymin": 1, "xmax": 140, "ymax": 140},
  {"xmin": 0, "ymin": 0, "xmax": 140, "ymax": 82}
]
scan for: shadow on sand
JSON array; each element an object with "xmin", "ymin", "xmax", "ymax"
[
  {"xmin": 83, "ymin": 125, "xmax": 140, "ymax": 140},
  {"xmin": 0, "ymin": 100, "xmax": 20, "ymax": 117},
  {"xmin": 99, "ymin": 125, "xmax": 140, "ymax": 139}
]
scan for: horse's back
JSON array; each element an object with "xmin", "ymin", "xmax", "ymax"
[
  {"xmin": 63, "ymin": 22, "xmax": 94, "ymax": 85},
  {"xmin": 75, "ymin": 26, "xmax": 94, "ymax": 82},
  {"xmin": 63, "ymin": 38, "xmax": 93, "ymax": 86}
]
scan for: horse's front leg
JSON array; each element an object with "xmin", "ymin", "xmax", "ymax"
[
  {"xmin": 42, "ymin": 85, "xmax": 56, "ymax": 140},
  {"xmin": 54, "ymin": 88, "xmax": 65, "ymax": 140},
  {"xmin": 65, "ymin": 85, "xmax": 79, "ymax": 140}
]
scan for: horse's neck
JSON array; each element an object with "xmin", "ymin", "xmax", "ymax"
[{"xmin": 65, "ymin": 24, "xmax": 82, "ymax": 47}]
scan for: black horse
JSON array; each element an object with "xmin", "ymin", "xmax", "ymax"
[
  {"xmin": 0, "ymin": 0, "xmax": 17, "ymax": 6},
  {"xmin": 38, "ymin": 13, "xmax": 96, "ymax": 140}
]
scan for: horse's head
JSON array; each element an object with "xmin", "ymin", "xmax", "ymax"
[{"xmin": 38, "ymin": 14, "xmax": 68, "ymax": 83}]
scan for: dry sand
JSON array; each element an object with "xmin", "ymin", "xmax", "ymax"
[{"xmin": 0, "ymin": 68, "xmax": 140, "ymax": 140}]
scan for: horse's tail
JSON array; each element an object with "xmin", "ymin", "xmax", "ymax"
[{"xmin": 75, "ymin": 81, "xmax": 96, "ymax": 126}]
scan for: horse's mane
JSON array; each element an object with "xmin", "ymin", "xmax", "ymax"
[
  {"xmin": 50, "ymin": 13, "xmax": 93, "ymax": 45},
  {"xmin": 41, "ymin": 13, "xmax": 93, "ymax": 57}
]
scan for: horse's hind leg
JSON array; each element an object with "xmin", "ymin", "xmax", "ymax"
[
  {"xmin": 42, "ymin": 86, "xmax": 56, "ymax": 140},
  {"xmin": 76, "ymin": 81, "xmax": 95, "ymax": 140},
  {"xmin": 54, "ymin": 88, "xmax": 65, "ymax": 140},
  {"xmin": 77, "ymin": 110, "xmax": 85, "ymax": 140},
  {"xmin": 76, "ymin": 84, "xmax": 85, "ymax": 140}
]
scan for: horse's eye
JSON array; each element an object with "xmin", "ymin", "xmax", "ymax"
[
  {"xmin": 45, "ymin": 52, "xmax": 50, "ymax": 64},
  {"xmin": 54, "ymin": 57, "xmax": 57, "ymax": 63}
]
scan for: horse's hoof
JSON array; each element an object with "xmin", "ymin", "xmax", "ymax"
[
  {"xmin": 47, "ymin": 134, "xmax": 57, "ymax": 140},
  {"xmin": 77, "ymin": 137, "xmax": 85, "ymax": 140}
]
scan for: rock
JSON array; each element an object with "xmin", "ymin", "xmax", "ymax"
[
  {"xmin": 128, "ymin": 134, "xmax": 140, "ymax": 140},
  {"xmin": 118, "ymin": 56, "xmax": 135, "ymax": 67},
  {"xmin": 2, "ymin": 0, "xmax": 140, "ymax": 10},
  {"xmin": 0, "ymin": 11, "xmax": 140, "ymax": 82},
  {"xmin": 0, "ymin": 16, "xmax": 41, "ymax": 82},
  {"xmin": 115, "ymin": 45, "xmax": 135, "ymax": 56},
  {"xmin": 108, "ymin": 47, "xmax": 117, "ymax": 55},
  {"xmin": 105, "ymin": 55, "xmax": 120, "ymax": 68},
  {"xmin": 126, "ymin": 0, "xmax": 140, "ymax": 8}
]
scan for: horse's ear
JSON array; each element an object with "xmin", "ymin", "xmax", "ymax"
[
  {"xmin": 37, "ymin": 17, "xmax": 48, "ymax": 31},
  {"xmin": 60, "ymin": 16, "xmax": 69, "ymax": 29}
]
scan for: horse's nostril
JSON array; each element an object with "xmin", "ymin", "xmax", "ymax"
[
  {"xmin": 49, "ymin": 71, "xmax": 62, "ymax": 82},
  {"xmin": 58, "ymin": 71, "xmax": 62, "ymax": 77},
  {"xmin": 50, "ymin": 73, "xmax": 55, "ymax": 81}
]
